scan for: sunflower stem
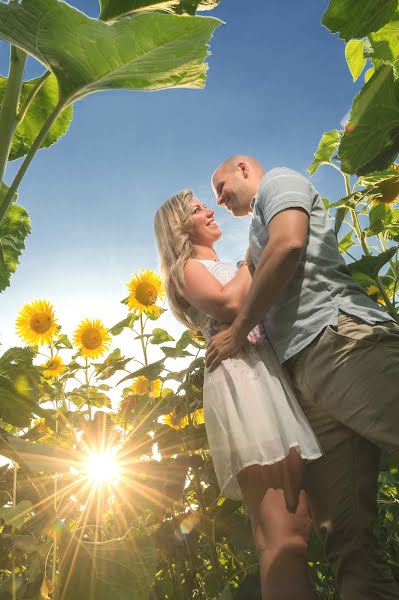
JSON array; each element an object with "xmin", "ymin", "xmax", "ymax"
[
  {"xmin": 11, "ymin": 461, "xmax": 17, "ymax": 600},
  {"xmin": 16, "ymin": 70, "xmax": 50, "ymax": 125},
  {"xmin": 139, "ymin": 314, "xmax": 148, "ymax": 366},
  {"xmin": 0, "ymin": 100, "xmax": 64, "ymax": 224},
  {"xmin": 0, "ymin": 46, "xmax": 27, "ymax": 194}
]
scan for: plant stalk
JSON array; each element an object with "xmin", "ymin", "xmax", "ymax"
[
  {"xmin": 11, "ymin": 461, "xmax": 17, "ymax": 600},
  {"xmin": 0, "ymin": 101, "xmax": 64, "ymax": 224},
  {"xmin": 0, "ymin": 46, "xmax": 27, "ymax": 189}
]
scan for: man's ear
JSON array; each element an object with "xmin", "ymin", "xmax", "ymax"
[{"xmin": 237, "ymin": 162, "xmax": 249, "ymax": 178}]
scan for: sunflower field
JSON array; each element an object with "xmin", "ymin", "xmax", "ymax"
[{"xmin": 0, "ymin": 1, "xmax": 399, "ymax": 599}]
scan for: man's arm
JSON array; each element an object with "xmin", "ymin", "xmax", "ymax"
[{"xmin": 205, "ymin": 207, "xmax": 309, "ymax": 370}]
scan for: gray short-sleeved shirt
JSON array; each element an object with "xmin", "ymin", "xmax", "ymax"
[{"xmin": 249, "ymin": 167, "xmax": 393, "ymax": 363}]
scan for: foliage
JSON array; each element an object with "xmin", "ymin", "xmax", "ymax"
[
  {"xmin": 322, "ymin": 0, "xmax": 399, "ymax": 175},
  {"xmin": 0, "ymin": 1, "xmax": 398, "ymax": 599},
  {"xmin": 0, "ymin": 0, "xmax": 221, "ymax": 290}
]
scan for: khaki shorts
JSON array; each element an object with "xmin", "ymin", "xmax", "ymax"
[{"xmin": 286, "ymin": 313, "xmax": 399, "ymax": 457}]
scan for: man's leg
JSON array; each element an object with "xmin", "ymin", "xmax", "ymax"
[{"xmin": 286, "ymin": 343, "xmax": 399, "ymax": 599}]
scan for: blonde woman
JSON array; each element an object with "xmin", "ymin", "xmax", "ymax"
[{"xmin": 154, "ymin": 190, "xmax": 321, "ymax": 600}]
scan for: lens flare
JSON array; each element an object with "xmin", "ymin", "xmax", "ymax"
[{"xmin": 85, "ymin": 450, "xmax": 120, "ymax": 485}]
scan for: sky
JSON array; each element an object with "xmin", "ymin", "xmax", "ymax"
[{"xmin": 0, "ymin": 0, "xmax": 365, "ymax": 357}]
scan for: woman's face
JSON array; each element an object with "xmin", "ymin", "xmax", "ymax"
[{"xmin": 189, "ymin": 198, "xmax": 222, "ymax": 246}]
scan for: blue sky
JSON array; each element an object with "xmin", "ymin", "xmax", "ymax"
[{"xmin": 0, "ymin": 0, "xmax": 364, "ymax": 350}]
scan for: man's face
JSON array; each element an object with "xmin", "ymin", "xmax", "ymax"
[{"xmin": 212, "ymin": 165, "xmax": 254, "ymax": 217}]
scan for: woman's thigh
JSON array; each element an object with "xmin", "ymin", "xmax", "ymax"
[{"xmin": 237, "ymin": 460, "xmax": 311, "ymax": 548}]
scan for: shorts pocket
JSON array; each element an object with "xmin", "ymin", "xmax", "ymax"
[{"xmin": 324, "ymin": 320, "xmax": 377, "ymax": 347}]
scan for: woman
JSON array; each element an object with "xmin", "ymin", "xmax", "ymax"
[{"xmin": 154, "ymin": 190, "xmax": 321, "ymax": 599}]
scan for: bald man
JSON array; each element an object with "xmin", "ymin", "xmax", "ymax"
[{"xmin": 206, "ymin": 155, "xmax": 399, "ymax": 599}]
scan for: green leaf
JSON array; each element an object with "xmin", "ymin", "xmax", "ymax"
[
  {"xmin": 368, "ymin": 202, "xmax": 393, "ymax": 234},
  {"xmin": 161, "ymin": 345, "xmax": 193, "ymax": 358},
  {"xmin": 0, "ymin": 347, "xmax": 41, "ymax": 428},
  {"xmin": 349, "ymin": 247, "xmax": 396, "ymax": 279},
  {"xmin": 364, "ymin": 66, "xmax": 375, "ymax": 82},
  {"xmin": 322, "ymin": 0, "xmax": 397, "ymax": 42},
  {"xmin": 368, "ymin": 15, "xmax": 399, "ymax": 64},
  {"xmin": 0, "ymin": 73, "xmax": 73, "ymax": 161},
  {"xmin": 339, "ymin": 66, "xmax": 399, "ymax": 175},
  {"xmin": 308, "ymin": 129, "xmax": 341, "ymax": 175},
  {"xmin": 0, "ymin": 0, "xmax": 222, "ymax": 104},
  {"xmin": 0, "ymin": 431, "xmax": 82, "ymax": 473},
  {"xmin": 108, "ymin": 313, "xmax": 139, "ymax": 336},
  {"xmin": 99, "ymin": 0, "xmax": 220, "ymax": 21},
  {"xmin": 59, "ymin": 530, "xmax": 159, "ymax": 600},
  {"xmin": 117, "ymin": 359, "xmax": 165, "ymax": 385},
  {"xmin": 0, "ymin": 184, "xmax": 30, "ymax": 293},
  {"xmin": 338, "ymin": 230, "xmax": 355, "ymax": 253},
  {"xmin": 359, "ymin": 165, "xmax": 399, "ymax": 187},
  {"xmin": 54, "ymin": 333, "xmax": 73, "ymax": 349},
  {"xmin": 345, "ymin": 39, "xmax": 366, "ymax": 81},
  {"xmin": 94, "ymin": 348, "xmax": 132, "ymax": 380},
  {"xmin": 150, "ymin": 327, "xmax": 175, "ymax": 344},
  {"xmin": 0, "ymin": 500, "xmax": 32, "ymax": 530}
]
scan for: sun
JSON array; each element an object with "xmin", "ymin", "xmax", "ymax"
[
  {"xmin": 126, "ymin": 269, "xmax": 165, "ymax": 316},
  {"xmin": 85, "ymin": 450, "xmax": 120, "ymax": 486},
  {"xmin": 73, "ymin": 318, "xmax": 111, "ymax": 359},
  {"xmin": 16, "ymin": 299, "xmax": 58, "ymax": 346}
]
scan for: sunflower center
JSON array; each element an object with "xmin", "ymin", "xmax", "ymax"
[
  {"xmin": 135, "ymin": 282, "xmax": 158, "ymax": 306},
  {"xmin": 47, "ymin": 360, "xmax": 57, "ymax": 370},
  {"xmin": 81, "ymin": 328, "xmax": 102, "ymax": 350},
  {"xmin": 30, "ymin": 313, "xmax": 52, "ymax": 334}
]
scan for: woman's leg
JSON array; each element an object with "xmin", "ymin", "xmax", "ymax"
[{"xmin": 237, "ymin": 456, "xmax": 316, "ymax": 600}]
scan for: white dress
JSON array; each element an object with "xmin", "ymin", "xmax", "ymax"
[{"xmin": 192, "ymin": 260, "xmax": 322, "ymax": 501}]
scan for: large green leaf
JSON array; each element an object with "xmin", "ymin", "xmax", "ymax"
[
  {"xmin": 59, "ymin": 530, "xmax": 159, "ymax": 600},
  {"xmin": 308, "ymin": 129, "xmax": 341, "ymax": 175},
  {"xmin": 368, "ymin": 15, "xmax": 399, "ymax": 64},
  {"xmin": 0, "ymin": 0, "xmax": 221, "ymax": 104},
  {"xmin": 349, "ymin": 247, "xmax": 397, "ymax": 279},
  {"xmin": 0, "ymin": 73, "xmax": 73, "ymax": 161},
  {"xmin": 345, "ymin": 39, "xmax": 366, "ymax": 81},
  {"xmin": 322, "ymin": 0, "xmax": 397, "ymax": 42},
  {"xmin": 99, "ymin": 0, "xmax": 220, "ymax": 21},
  {"xmin": 0, "ymin": 429, "xmax": 83, "ymax": 472},
  {"xmin": 339, "ymin": 66, "xmax": 399, "ymax": 174},
  {"xmin": 0, "ymin": 347, "xmax": 41, "ymax": 428},
  {"xmin": 0, "ymin": 183, "xmax": 30, "ymax": 293}
]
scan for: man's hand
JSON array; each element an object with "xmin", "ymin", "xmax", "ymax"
[{"xmin": 205, "ymin": 326, "xmax": 247, "ymax": 371}]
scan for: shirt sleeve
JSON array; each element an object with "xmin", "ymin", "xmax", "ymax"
[{"xmin": 256, "ymin": 168, "xmax": 313, "ymax": 227}]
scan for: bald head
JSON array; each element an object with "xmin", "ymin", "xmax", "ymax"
[{"xmin": 211, "ymin": 154, "xmax": 265, "ymax": 216}]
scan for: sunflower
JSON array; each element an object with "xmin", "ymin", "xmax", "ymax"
[
  {"xmin": 126, "ymin": 269, "xmax": 165, "ymax": 316},
  {"xmin": 161, "ymin": 408, "xmax": 205, "ymax": 430},
  {"xmin": 42, "ymin": 355, "xmax": 66, "ymax": 378},
  {"xmin": 130, "ymin": 376, "xmax": 162, "ymax": 398},
  {"xmin": 366, "ymin": 284, "xmax": 393, "ymax": 306},
  {"xmin": 73, "ymin": 318, "xmax": 111, "ymax": 360},
  {"xmin": 16, "ymin": 299, "xmax": 58, "ymax": 346}
]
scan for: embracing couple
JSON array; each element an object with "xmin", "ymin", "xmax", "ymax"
[{"xmin": 154, "ymin": 156, "xmax": 399, "ymax": 599}]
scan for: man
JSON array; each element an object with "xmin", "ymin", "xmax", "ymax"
[{"xmin": 206, "ymin": 154, "xmax": 399, "ymax": 599}]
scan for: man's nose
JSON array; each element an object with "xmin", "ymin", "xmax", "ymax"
[{"xmin": 216, "ymin": 194, "xmax": 224, "ymax": 206}]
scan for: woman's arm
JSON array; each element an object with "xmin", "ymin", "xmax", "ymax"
[{"xmin": 182, "ymin": 259, "xmax": 253, "ymax": 323}]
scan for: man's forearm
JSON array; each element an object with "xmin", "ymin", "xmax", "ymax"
[{"xmin": 231, "ymin": 243, "xmax": 304, "ymax": 338}]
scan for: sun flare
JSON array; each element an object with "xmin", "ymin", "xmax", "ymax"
[{"xmin": 85, "ymin": 451, "xmax": 120, "ymax": 485}]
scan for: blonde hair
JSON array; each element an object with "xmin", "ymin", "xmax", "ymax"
[{"xmin": 154, "ymin": 189, "xmax": 198, "ymax": 331}]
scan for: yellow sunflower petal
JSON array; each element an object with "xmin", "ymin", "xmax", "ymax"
[
  {"xmin": 73, "ymin": 318, "xmax": 111, "ymax": 360},
  {"xmin": 16, "ymin": 299, "xmax": 58, "ymax": 346},
  {"xmin": 42, "ymin": 355, "xmax": 65, "ymax": 379},
  {"xmin": 129, "ymin": 376, "xmax": 162, "ymax": 398},
  {"xmin": 126, "ymin": 269, "xmax": 165, "ymax": 316}
]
